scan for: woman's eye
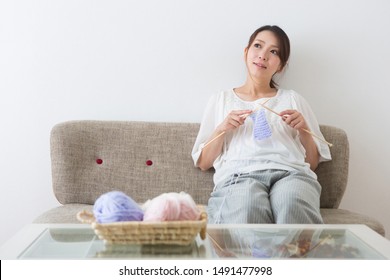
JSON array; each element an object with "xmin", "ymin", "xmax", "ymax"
[
  {"xmin": 254, "ymin": 43, "xmax": 261, "ymax": 48},
  {"xmin": 271, "ymin": 50, "xmax": 278, "ymax": 55}
]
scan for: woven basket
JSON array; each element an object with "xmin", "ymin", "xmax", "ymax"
[{"xmin": 77, "ymin": 209, "xmax": 207, "ymax": 246}]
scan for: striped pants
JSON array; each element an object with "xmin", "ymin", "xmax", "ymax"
[{"xmin": 207, "ymin": 169, "xmax": 323, "ymax": 224}]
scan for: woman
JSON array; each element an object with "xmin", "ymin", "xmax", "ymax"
[{"xmin": 192, "ymin": 25, "xmax": 331, "ymax": 224}]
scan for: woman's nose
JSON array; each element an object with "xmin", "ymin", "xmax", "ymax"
[{"xmin": 259, "ymin": 52, "xmax": 267, "ymax": 60}]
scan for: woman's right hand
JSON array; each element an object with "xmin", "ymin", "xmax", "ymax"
[
  {"xmin": 197, "ymin": 109, "xmax": 252, "ymax": 171},
  {"xmin": 215, "ymin": 109, "xmax": 253, "ymax": 134}
]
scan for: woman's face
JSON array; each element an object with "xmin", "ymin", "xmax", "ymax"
[{"xmin": 245, "ymin": 30, "xmax": 282, "ymax": 83}]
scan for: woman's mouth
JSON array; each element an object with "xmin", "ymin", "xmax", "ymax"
[{"xmin": 253, "ymin": 62, "xmax": 267, "ymax": 69}]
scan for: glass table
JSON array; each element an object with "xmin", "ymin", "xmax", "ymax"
[{"xmin": 1, "ymin": 224, "xmax": 389, "ymax": 259}]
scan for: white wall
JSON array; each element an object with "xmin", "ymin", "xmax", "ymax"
[{"xmin": 1, "ymin": 0, "xmax": 389, "ymax": 246}]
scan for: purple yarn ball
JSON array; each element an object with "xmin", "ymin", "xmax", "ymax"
[{"xmin": 93, "ymin": 191, "xmax": 144, "ymax": 223}]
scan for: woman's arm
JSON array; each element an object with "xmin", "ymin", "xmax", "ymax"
[
  {"xmin": 298, "ymin": 130, "xmax": 320, "ymax": 170},
  {"xmin": 279, "ymin": 109, "xmax": 320, "ymax": 170},
  {"xmin": 197, "ymin": 109, "xmax": 252, "ymax": 171},
  {"xmin": 196, "ymin": 130, "xmax": 225, "ymax": 171}
]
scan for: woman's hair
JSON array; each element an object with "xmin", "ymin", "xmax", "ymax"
[{"xmin": 246, "ymin": 25, "xmax": 290, "ymax": 88}]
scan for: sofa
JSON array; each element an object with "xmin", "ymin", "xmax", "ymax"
[{"xmin": 34, "ymin": 120, "xmax": 385, "ymax": 236}]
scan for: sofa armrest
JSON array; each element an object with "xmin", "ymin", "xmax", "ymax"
[{"xmin": 316, "ymin": 125, "xmax": 349, "ymax": 208}]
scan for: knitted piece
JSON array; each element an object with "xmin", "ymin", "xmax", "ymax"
[{"xmin": 250, "ymin": 109, "xmax": 272, "ymax": 140}]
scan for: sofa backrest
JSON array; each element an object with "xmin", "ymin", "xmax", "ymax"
[{"xmin": 50, "ymin": 121, "xmax": 349, "ymax": 208}]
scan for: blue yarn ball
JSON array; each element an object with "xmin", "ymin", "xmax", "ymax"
[{"xmin": 93, "ymin": 191, "xmax": 144, "ymax": 223}]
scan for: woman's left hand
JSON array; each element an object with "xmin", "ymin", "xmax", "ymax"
[
  {"xmin": 279, "ymin": 109, "xmax": 308, "ymax": 131},
  {"xmin": 279, "ymin": 109, "xmax": 319, "ymax": 170}
]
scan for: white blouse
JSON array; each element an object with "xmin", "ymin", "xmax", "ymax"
[{"xmin": 191, "ymin": 89, "xmax": 332, "ymax": 185}]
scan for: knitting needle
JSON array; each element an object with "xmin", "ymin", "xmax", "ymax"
[
  {"xmin": 202, "ymin": 99, "xmax": 271, "ymax": 149},
  {"xmin": 202, "ymin": 131, "xmax": 226, "ymax": 149},
  {"xmin": 258, "ymin": 103, "xmax": 333, "ymax": 147},
  {"xmin": 300, "ymin": 129, "xmax": 333, "ymax": 147},
  {"xmin": 202, "ymin": 114, "xmax": 251, "ymax": 149},
  {"xmin": 207, "ymin": 233, "xmax": 225, "ymax": 252}
]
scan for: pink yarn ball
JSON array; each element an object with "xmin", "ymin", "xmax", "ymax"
[
  {"xmin": 177, "ymin": 193, "xmax": 200, "ymax": 220},
  {"xmin": 143, "ymin": 193, "xmax": 180, "ymax": 221},
  {"xmin": 143, "ymin": 192, "xmax": 200, "ymax": 222}
]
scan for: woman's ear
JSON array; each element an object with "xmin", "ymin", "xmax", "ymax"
[
  {"xmin": 276, "ymin": 62, "xmax": 286, "ymax": 73},
  {"xmin": 244, "ymin": 47, "xmax": 249, "ymax": 58}
]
